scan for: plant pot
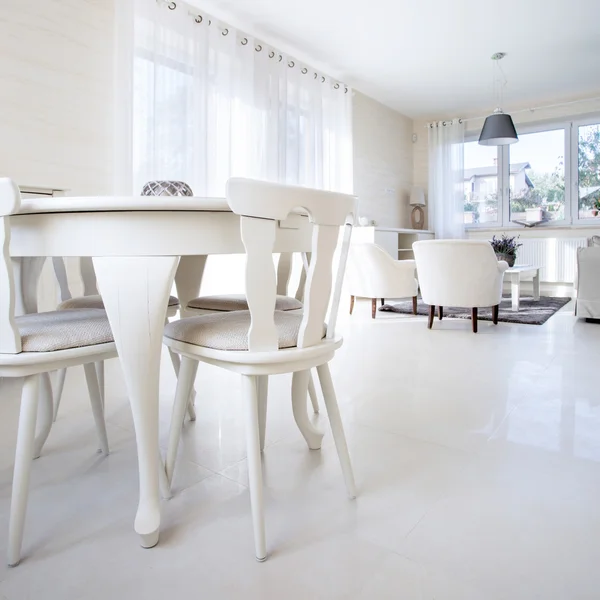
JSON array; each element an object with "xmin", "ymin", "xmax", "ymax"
[
  {"xmin": 593, "ymin": 209, "xmax": 599, "ymax": 217},
  {"xmin": 496, "ymin": 252, "xmax": 516, "ymax": 267}
]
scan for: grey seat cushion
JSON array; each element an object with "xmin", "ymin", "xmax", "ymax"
[
  {"xmin": 164, "ymin": 310, "xmax": 324, "ymax": 351},
  {"xmin": 59, "ymin": 294, "xmax": 180, "ymax": 310},
  {"xmin": 15, "ymin": 309, "xmax": 114, "ymax": 352},
  {"xmin": 187, "ymin": 294, "xmax": 303, "ymax": 312}
]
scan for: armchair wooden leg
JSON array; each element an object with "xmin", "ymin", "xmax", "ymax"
[
  {"xmin": 471, "ymin": 307, "xmax": 478, "ymax": 333},
  {"xmin": 380, "ymin": 298, "xmax": 385, "ymax": 306},
  {"xmin": 427, "ymin": 305, "xmax": 435, "ymax": 329},
  {"xmin": 349, "ymin": 295, "xmax": 355, "ymax": 315},
  {"xmin": 371, "ymin": 299, "xmax": 377, "ymax": 319},
  {"xmin": 492, "ymin": 304, "xmax": 499, "ymax": 325},
  {"xmin": 412, "ymin": 296, "xmax": 418, "ymax": 315},
  {"xmin": 438, "ymin": 306, "xmax": 443, "ymax": 320}
]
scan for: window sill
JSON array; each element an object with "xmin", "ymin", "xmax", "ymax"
[{"xmin": 466, "ymin": 222, "xmax": 600, "ymax": 233}]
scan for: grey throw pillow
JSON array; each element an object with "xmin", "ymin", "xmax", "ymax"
[{"xmin": 589, "ymin": 235, "xmax": 600, "ymax": 247}]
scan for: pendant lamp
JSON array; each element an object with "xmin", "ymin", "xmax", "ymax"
[{"xmin": 479, "ymin": 53, "xmax": 518, "ymax": 146}]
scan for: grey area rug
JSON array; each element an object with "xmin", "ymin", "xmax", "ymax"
[{"xmin": 380, "ymin": 296, "xmax": 572, "ymax": 325}]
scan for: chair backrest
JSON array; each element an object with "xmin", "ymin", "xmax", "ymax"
[
  {"xmin": 413, "ymin": 239, "xmax": 501, "ymax": 306},
  {"xmin": 0, "ymin": 178, "xmax": 23, "ymax": 353},
  {"xmin": 275, "ymin": 251, "xmax": 309, "ymax": 301},
  {"xmin": 227, "ymin": 178, "xmax": 357, "ymax": 351}
]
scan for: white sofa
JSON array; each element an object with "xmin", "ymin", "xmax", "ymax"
[
  {"xmin": 412, "ymin": 240, "xmax": 509, "ymax": 333},
  {"xmin": 348, "ymin": 243, "xmax": 419, "ymax": 318},
  {"xmin": 575, "ymin": 236, "xmax": 600, "ymax": 319}
]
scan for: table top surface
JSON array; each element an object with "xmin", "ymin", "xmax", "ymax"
[
  {"xmin": 15, "ymin": 196, "xmax": 230, "ymax": 215},
  {"xmin": 505, "ymin": 265, "xmax": 540, "ymax": 273}
]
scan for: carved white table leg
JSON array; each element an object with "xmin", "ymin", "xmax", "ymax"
[
  {"xmin": 510, "ymin": 273, "xmax": 521, "ymax": 312},
  {"xmin": 533, "ymin": 269, "xmax": 540, "ymax": 301},
  {"xmin": 93, "ymin": 256, "xmax": 179, "ymax": 549}
]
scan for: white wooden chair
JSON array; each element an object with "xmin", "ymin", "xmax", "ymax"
[
  {"xmin": 162, "ymin": 178, "xmax": 357, "ymax": 561},
  {"xmin": 184, "ymin": 252, "xmax": 321, "ymax": 413},
  {"xmin": 0, "ymin": 179, "xmax": 117, "ymax": 566}
]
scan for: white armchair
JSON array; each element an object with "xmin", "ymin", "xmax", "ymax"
[
  {"xmin": 412, "ymin": 240, "xmax": 508, "ymax": 333},
  {"xmin": 575, "ymin": 237, "xmax": 600, "ymax": 319},
  {"xmin": 348, "ymin": 243, "xmax": 418, "ymax": 318}
]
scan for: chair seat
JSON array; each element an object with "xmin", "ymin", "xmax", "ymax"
[
  {"xmin": 14, "ymin": 309, "xmax": 114, "ymax": 352},
  {"xmin": 164, "ymin": 310, "xmax": 324, "ymax": 351},
  {"xmin": 186, "ymin": 294, "xmax": 303, "ymax": 312},
  {"xmin": 58, "ymin": 294, "xmax": 180, "ymax": 310}
]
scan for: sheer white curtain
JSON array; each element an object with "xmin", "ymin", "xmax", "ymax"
[
  {"xmin": 428, "ymin": 120, "xmax": 465, "ymax": 239},
  {"xmin": 114, "ymin": 0, "xmax": 353, "ymax": 196}
]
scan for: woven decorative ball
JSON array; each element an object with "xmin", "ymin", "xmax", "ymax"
[{"xmin": 141, "ymin": 180, "xmax": 194, "ymax": 196}]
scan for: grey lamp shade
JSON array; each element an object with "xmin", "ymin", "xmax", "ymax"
[
  {"xmin": 478, "ymin": 113, "xmax": 518, "ymax": 146},
  {"xmin": 409, "ymin": 186, "xmax": 426, "ymax": 206}
]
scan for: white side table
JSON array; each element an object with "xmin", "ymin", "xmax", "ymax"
[{"xmin": 505, "ymin": 265, "xmax": 541, "ymax": 311}]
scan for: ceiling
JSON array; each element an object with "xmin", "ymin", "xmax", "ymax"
[{"xmin": 191, "ymin": 0, "xmax": 600, "ymax": 119}]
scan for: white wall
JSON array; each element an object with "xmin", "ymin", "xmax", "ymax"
[
  {"xmin": 0, "ymin": 0, "xmax": 115, "ymax": 196},
  {"xmin": 353, "ymin": 91, "xmax": 414, "ymax": 228}
]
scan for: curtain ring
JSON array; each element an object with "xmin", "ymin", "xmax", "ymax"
[
  {"xmin": 241, "ymin": 37, "xmax": 248, "ymax": 45},
  {"xmin": 278, "ymin": 54, "xmax": 282, "ymax": 62},
  {"xmin": 222, "ymin": 28, "xmax": 229, "ymax": 36},
  {"xmin": 301, "ymin": 67, "xmax": 308, "ymax": 74},
  {"xmin": 255, "ymin": 44, "xmax": 262, "ymax": 52},
  {"xmin": 321, "ymin": 76, "xmax": 325, "ymax": 83},
  {"xmin": 269, "ymin": 51, "xmax": 275, "ymax": 58},
  {"xmin": 314, "ymin": 72, "xmax": 318, "ymax": 79},
  {"xmin": 194, "ymin": 15, "xmax": 202, "ymax": 23},
  {"xmin": 168, "ymin": 1, "xmax": 176, "ymax": 9},
  {"xmin": 288, "ymin": 60, "xmax": 295, "ymax": 68},
  {"xmin": 334, "ymin": 83, "xmax": 340, "ymax": 89},
  {"xmin": 345, "ymin": 86, "xmax": 348, "ymax": 93},
  {"xmin": 208, "ymin": 19, "xmax": 212, "ymax": 25}
]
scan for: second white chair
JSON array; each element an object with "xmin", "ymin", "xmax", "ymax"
[{"xmin": 163, "ymin": 178, "xmax": 357, "ymax": 561}]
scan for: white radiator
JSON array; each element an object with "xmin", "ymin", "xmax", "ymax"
[{"xmin": 518, "ymin": 238, "xmax": 587, "ymax": 283}]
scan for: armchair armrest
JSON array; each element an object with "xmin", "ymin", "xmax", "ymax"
[
  {"xmin": 497, "ymin": 261, "xmax": 509, "ymax": 273},
  {"xmin": 393, "ymin": 259, "xmax": 416, "ymax": 272}
]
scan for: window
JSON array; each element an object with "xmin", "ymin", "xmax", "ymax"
[
  {"xmin": 463, "ymin": 117, "xmax": 600, "ymax": 228},
  {"xmin": 509, "ymin": 129, "xmax": 566, "ymax": 223},
  {"xmin": 577, "ymin": 123, "xmax": 600, "ymax": 220},
  {"xmin": 463, "ymin": 141, "xmax": 499, "ymax": 225}
]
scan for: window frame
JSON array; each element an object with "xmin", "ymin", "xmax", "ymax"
[
  {"xmin": 463, "ymin": 135, "xmax": 503, "ymax": 229},
  {"xmin": 463, "ymin": 117, "xmax": 600, "ymax": 229},
  {"xmin": 571, "ymin": 115, "xmax": 600, "ymax": 226}
]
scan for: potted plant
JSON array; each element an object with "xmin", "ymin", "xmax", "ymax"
[
  {"xmin": 490, "ymin": 234, "xmax": 522, "ymax": 268},
  {"xmin": 592, "ymin": 198, "xmax": 600, "ymax": 217}
]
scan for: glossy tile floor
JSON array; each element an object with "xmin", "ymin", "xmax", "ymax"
[{"xmin": 1, "ymin": 299, "xmax": 599, "ymax": 599}]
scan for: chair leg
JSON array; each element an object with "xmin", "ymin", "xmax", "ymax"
[
  {"xmin": 308, "ymin": 371, "xmax": 319, "ymax": 414},
  {"xmin": 492, "ymin": 304, "xmax": 499, "ymax": 325},
  {"xmin": 94, "ymin": 361, "xmax": 105, "ymax": 410},
  {"xmin": 83, "ymin": 363, "xmax": 109, "ymax": 455},
  {"xmin": 380, "ymin": 298, "xmax": 385, "ymax": 306},
  {"xmin": 472, "ymin": 307, "xmax": 478, "ymax": 333},
  {"xmin": 8, "ymin": 374, "xmax": 40, "ymax": 567},
  {"xmin": 427, "ymin": 305, "xmax": 435, "ymax": 329},
  {"xmin": 316, "ymin": 363, "xmax": 357, "ymax": 499},
  {"xmin": 349, "ymin": 295, "xmax": 355, "ymax": 315},
  {"xmin": 412, "ymin": 296, "xmax": 418, "ymax": 315},
  {"xmin": 371, "ymin": 298, "xmax": 377, "ymax": 319},
  {"xmin": 257, "ymin": 375, "xmax": 268, "ymax": 452},
  {"xmin": 33, "ymin": 373, "xmax": 53, "ymax": 460},
  {"xmin": 292, "ymin": 370, "xmax": 324, "ymax": 450},
  {"xmin": 52, "ymin": 369, "xmax": 67, "ymax": 422},
  {"xmin": 168, "ymin": 348, "xmax": 196, "ymax": 422},
  {"xmin": 241, "ymin": 374, "xmax": 267, "ymax": 562},
  {"xmin": 165, "ymin": 357, "xmax": 199, "ymax": 487},
  {"xmin": 438, "ymin": 306, "xmax": 443, "ymax": 320}
]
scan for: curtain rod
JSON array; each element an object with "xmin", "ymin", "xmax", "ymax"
[
  {"xmin": 426, "ymin": 95, "xmax": 600, "ymax": 127},
  {"xmin": 155, "ymin": 0, "xmax": 348, "ymax": 91}
]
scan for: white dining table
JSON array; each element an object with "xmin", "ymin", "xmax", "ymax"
[{"xmin": 8, "ymin": 195, "xmax": 313, "ymax": 548}]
